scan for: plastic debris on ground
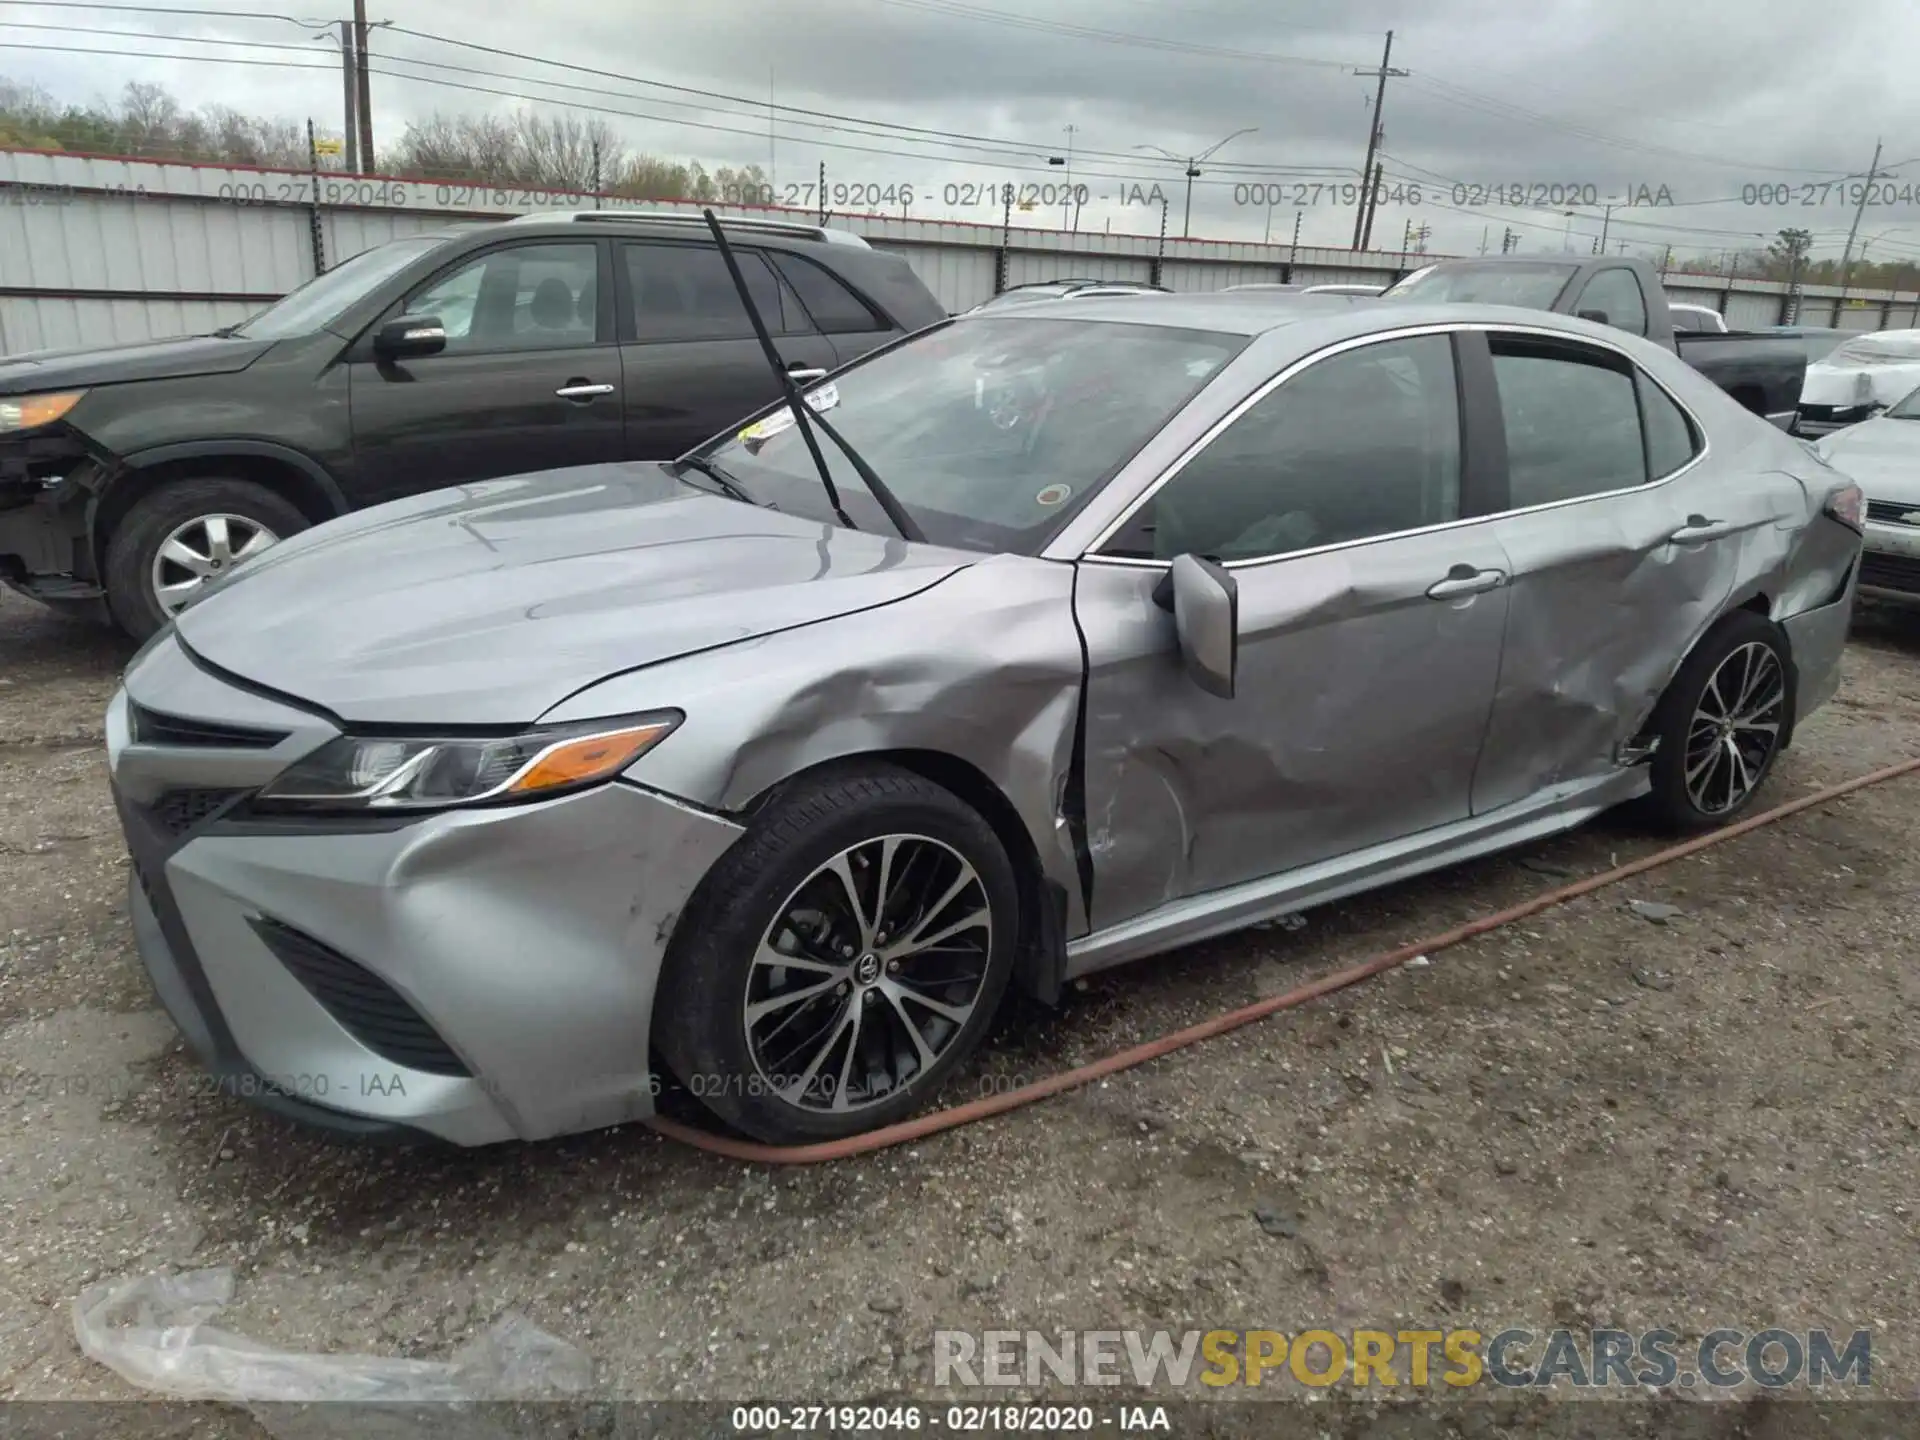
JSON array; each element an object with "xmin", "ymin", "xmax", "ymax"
[{"xmin": 73, "ymin": 1266, "xmax": 593, "ymax": 1439}]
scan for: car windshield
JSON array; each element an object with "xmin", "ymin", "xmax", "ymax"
[
  {"xmin": 226, "ymin": 236, "xmax": 447, "ymax": 340},
  {"xmin": 695, "ymin": 315, "xmax": 1247, "ymax": 554},
  {"xmin": 1384, "ymin": 263, "xmax": 1578, "ymax": 307},
  {"xmin": 1885, "ymin": 383, "xmax": 1920, "ymax": 418}
]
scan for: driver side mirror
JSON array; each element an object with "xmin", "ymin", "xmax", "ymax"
[
  {"xmin": 1577, "ymin": 308, "xmax": 1611, "ymax": 326},
  {"xmin": 373, "ymin": 313, "xmax": 447, "ymax": 359},
  {"xmin": 1166, "ymin": 553, "xmax": 1238, "ymax": 699}
]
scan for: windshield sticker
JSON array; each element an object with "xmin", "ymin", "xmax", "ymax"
[
  {"xmin": 736, "ymin": 385, "xmax": 841, "ymax": 451},
  {"xmin": 1185, "ymin": 359, "xmax": 1220, "ymax": 378},
  {"xmin": 1035, "ymin": 483, "xmax": 1072, "ymax": 507}
]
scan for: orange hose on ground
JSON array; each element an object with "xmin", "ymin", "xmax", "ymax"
[{"xmin": 646, "ymin": 754, "xmax": 1920, "ymax": 1165}]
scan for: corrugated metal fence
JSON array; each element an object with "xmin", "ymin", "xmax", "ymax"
[{"xmin": 4, "ymin": 148, "xmax": 1916, "ymax": 354}]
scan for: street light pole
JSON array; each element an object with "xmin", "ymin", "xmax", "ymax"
[{"xmin": 1135, "ymin": 127, "xmax": 1256, "ymax": 242}]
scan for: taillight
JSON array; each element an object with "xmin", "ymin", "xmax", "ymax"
[{"xmin": 1825, "ymin": 482, "xmax": 1865, "ymax": 531}]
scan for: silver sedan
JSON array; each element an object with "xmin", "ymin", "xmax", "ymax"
[
  {"xmin": 107, "ymin": 293, "xmax": 1864, "ymax": 1146},
  {"xmin": 1812, "ymin": 388, "xmax": 1920, "ymax": 606}
]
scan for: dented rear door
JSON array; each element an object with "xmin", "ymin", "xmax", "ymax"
[{"xmin": 1466, "ymin": 328, "xmax": 1772, "ymax": 814}]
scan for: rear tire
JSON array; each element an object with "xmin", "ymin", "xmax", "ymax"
[
  {"xmin": 655, "ymin": 764, "xmax": 1019, "ymax": 1145},
  {"xmin": 103, "ymin": 478, "xmax": 308, "ymax": 640},
  {"xmin": 1644, "ymin": 610, "xmax": 1795, "ymax": 832}
]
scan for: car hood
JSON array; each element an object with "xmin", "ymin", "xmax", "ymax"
[
  {"xmin": 172, "ymin": 462, "xmax": 971, "ymax": 726},
  {"xmin": 1815, "ymin": 414, "xmax": 1920, "ymax": 503},
  {"xmin": 0, "ymin": 333, "xmax": 275, "ymax": 394}
]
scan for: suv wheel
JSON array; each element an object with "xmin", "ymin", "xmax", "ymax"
[
  {"xmin": 655, "ymin": 764, "xmax": 1019, "ymax": 1144},
  {"xmin": 104, "ymin": 479, "xmax": 309, "ymax": 640}
]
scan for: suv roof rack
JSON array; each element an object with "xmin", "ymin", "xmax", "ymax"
[{"xmin": 501, "ymin": 209, "xmax": 871, "ymax": 248}]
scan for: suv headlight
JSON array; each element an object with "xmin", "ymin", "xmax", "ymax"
[
  {"xmin": 0, "ymin": 390, "xmax": 86, "ymax": 433},
  {"xmin": 253, "ymin": 712, "xmax": 680, "ymax": 813}
]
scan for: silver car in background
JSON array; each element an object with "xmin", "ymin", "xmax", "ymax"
[
  {"xmin": 107, "ymin": 293, "xmax": 1864, "ymax": 1147},
  {"xmin": 1813, "ymin": 385, "xmax": 1920, "ymax": 604}
]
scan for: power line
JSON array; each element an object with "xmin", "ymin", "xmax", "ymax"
[
  {"xmin": 0, "ymin": 38, "xmax": 1349, "ymax": 187},
  {"xmin": 861, "ymin": 0, "xmax": 1355, "ymax": 68}
]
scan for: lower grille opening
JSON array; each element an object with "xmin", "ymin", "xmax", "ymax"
[
  {"xmin": 151, "ymin": 788, "xmax": 248, "ymax": 838},
  {"xmin": 248, "ymin": 917, "xmax": 472, "ymax": 1077},
  {"xmin": 1861, "ymin": 552, "xmax": 1920, "ymax": 594}
]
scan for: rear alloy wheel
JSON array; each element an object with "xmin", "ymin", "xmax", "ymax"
[
  {"xmin": 656, "ymin": 765, "xmax": 1019, "ymax": 1144},
  {"xmin": 103, "ymin": 478, "xmax": 310, "ymax": 640},
  {"xmin": 1646, "ymin": 611, "xmax": 1794, "ymax": 831}
]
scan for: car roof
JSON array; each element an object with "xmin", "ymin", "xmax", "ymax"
[{"xmin": 984, "ymin": 289, "xmax": 1383, "ymax": 335}]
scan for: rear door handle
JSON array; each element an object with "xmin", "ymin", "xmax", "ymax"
[
  {"xmin": 555, "ymin": 380, "xmax": 615, "ymax": 401},
  {"xmin": 1426, "ymin": 566, "xmax": 1506, "ymax": 600},
  {"xmin": 1667, "ymin": 515, "xmax": 1738, "ymax": 544},
  {"xmin": 786, "ymin": 366, "xmax": 829, "ymax": 382}
]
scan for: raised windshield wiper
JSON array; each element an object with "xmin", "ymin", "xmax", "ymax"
[
  {"xmin": 210, "ymin": 324, "xmax": 243, "ymax": 338},
  {"xmin": 674, "ymin": 454, "xmax": 756, "ymax": 503},
  {"xmin": 699, "ymin": 209, "xmax": 926, "ymax": 544}
]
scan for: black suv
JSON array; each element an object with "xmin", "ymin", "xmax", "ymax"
[{"xmin": 0, "ymin": 211, "xmax": 948, "ymax": 637}]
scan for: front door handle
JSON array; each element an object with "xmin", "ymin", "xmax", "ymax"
[
  {"xmin": 786, "ymin": 366, "xmax": 829, "ymax": 383},
  {"xmin": 1426, "ymin": 566, "xmax": 1506, "ymax": 600},
  {"xmin": 555, "ymin": 380, "xmax": 615, "ymax": 401},
  {"xmin": 1667, "ymin": 515, "xmax": 1738, "ymax": 545}
]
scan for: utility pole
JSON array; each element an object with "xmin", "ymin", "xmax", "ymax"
[
  {"xmin": 818, "ymin": 162, "xmax": 827, "ymax": 224},
  {"xmin": 1291, "ymin": 209, "xmax": 1302, "ymax": 251},
  {"xmin": 1062, "ymin": 123, "xmax": 1077, "ymax": 230},
  {"xmin": 1349, "ymin": 30, "xmax": 1407, "ymax": 249},
  {"xmin": 1479, "ymin": 224, "xmax": 1489, "ymax": 255},
  {"xmin": 337, "ymin": 20, "xmax": 358, "ymax": 172},
  {"xmin": 352, "ymin": 0, "xmax": 374, "ymax": 171},
  {"xmin": 1660, "ymin": 243, "xmax": 1672, "ymax": 276},
  {"xmin": 1402, "ymin": 216, "xmax": 1413, "ymax": 252},
  {"xmin": 1357, "ymin": 159, "xmax": 1384, "ymax": 250},
  {"xmin": 1836, "ymin": 137, "xmax": 1883, "ymax": 308},
  {"xmin": 590, "ymin": 138, "xmax": 602, "ymax": 208}
]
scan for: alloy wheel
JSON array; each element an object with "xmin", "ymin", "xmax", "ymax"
[
  {"xmin": 744, "ymin": 833, "xmax": 995, "ymax": 1114},
  {"xmin": 151, "ymin": 513, "xmax": 280, "ymax": 614},
  {"xmin": 1684, "ymin": 640, "xmax": 1785, "ymax": 815}
]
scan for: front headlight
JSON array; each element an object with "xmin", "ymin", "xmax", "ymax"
[
  {"xmin": 253, "ymin": 712, "xmax": 681, "ymax": 813},
  {"xmin": 0, "ymin": 390, "xmax": 86, "ymax": 433}
]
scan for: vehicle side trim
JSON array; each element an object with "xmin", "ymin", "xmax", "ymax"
[
  {"xmin": 1071, "ymin": 319, "xmax": 1713, "ymax": 571},
  {"xmin": 1064, "ymin": 764, "xmax": 1650, "ymax": 976},
  {"xmin": 116, "ymin": 439, "xmax": 350, "ymax": 515}
]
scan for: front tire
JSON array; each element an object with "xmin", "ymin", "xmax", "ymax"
[
  {"xmin": 655, "ymin": 765, "xmax": 1020, "ymax": 1144},
  {"xmin": 1645, "ymin": 610, "xmax": 1795, "ymax": 832},
  {"xmin": 103, "ymin": 478, "xmax": 308, "ymax": 640}
]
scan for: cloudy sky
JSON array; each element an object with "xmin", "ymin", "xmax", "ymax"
[{"xmin": 6, "ymin": 0, "xmax": 1920, "ymax": 264}]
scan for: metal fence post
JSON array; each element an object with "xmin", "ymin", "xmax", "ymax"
[{"xmin": 305, "ymin": 119, "xmax": 327, "ymax": 276}]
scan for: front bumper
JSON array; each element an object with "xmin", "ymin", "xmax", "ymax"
[
  {"xmin": 109, "ymin": 634, "xmax": 745, "ymax": 1145},
  {"xmin": 1859, "ymin": 517, "xmax": 1920, "ymax": 605}
]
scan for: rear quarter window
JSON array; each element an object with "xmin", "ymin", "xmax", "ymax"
[{"xmin": 772, "ymin": 253, "xmax": 888, "ymax": 334}]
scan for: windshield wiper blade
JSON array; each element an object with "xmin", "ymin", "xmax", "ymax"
[
  {"xmin": 673, "ymin": 454, "xmax": 756, "ymax": 502},
  {"xmin": 698, "ymin": 209, "xmax": 925, "ymax": 544}
]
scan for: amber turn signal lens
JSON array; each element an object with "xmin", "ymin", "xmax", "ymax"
[
  {"xmin": 506, "ymin": 722, "xmax": 677, "ymax": 795},
  {"xmin": 0, "ymin": 390, "xmax": 86, "ymax": 432}
]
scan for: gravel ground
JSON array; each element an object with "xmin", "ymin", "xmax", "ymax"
[{"xmin": 1, "ymin": 585, "xmax": 1917, "ymax": 1424}]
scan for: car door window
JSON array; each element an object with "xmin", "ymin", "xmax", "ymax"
[
  {"xmin": 1572, "ymin": 268, "xmax": 1648, "ymax": 336},
  {"xmin": 771, "ymin": 253, "xmax": 887, "ymax": 333},
  {"xmin": 405, "ymin": 243, "xmax": 599, "ymax": 353},
  {"xmin": 1490, "ymin": 335, "xmax": 1647, "ymax": 507},
  {"xmin": 1100, "ymin": 333, "xmax": 1462, "ymax": 562},
  {"xmin": 623, "ymin": 242, "xmax": 801, "ymax": 342},
  {"xmin": 1640, "ymin": 372, "xmax": 1701, "ymax": 479}
]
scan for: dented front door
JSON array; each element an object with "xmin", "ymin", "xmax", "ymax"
[{"xmin": 1073, "ymin": 529, "xmax": 1510, "ymax": 935}]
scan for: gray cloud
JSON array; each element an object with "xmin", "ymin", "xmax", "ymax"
[{"xmin": 5, "ymin": 0, "xmax": 1918, "ymax": 264}]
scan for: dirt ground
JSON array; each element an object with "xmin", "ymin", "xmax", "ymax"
[{"xmin": 1, "ymin": 584, "xmax": 1917, "ymax": 1425}]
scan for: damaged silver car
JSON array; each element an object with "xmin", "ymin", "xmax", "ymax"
[{"xmin": 106, "ymin": 291, "xmax": 1864, "ymax": 1146}]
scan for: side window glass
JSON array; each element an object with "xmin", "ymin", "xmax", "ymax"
[
  {"xmin": 1490, "ymin": 337, "xmax": 1647, "ymax": 507},
  {"xmin": 1572, "ymin": 269, "xmax": 1648, "ymax": 336},
  {"xmin": 1640, "ymin": 372, "xmax": 1701, "ymax": 479},
  {"xmin": 1100, "ymin": 333, "xmax": 1461, "ymax": 562},
  {"xmin": 772, "ymin": 253, "xmax": 886, "ymax": 333},
  {"xmin": 406, "ymin": 243, "xmax": 599, "ymax": 353},
  {"xmin": 623, "ymin": 243, "xmax": 794, "ymax": 343}
]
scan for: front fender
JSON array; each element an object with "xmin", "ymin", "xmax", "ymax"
[{"xmin": 539, "ymin": 555, "xmax": 1091, "ymax": 937}]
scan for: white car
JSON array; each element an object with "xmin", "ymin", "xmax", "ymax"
[
  {"xmin": 1797, "ymin": 328, "xmax": 1920, "ymax": 435},
  {"xmin": 1303, "ymin": 282, "xmax": 1387, "ymax": 296},
  {"xmin": 1669, "ymin": 303, "xmax": 1728, "ymax": 334}
]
